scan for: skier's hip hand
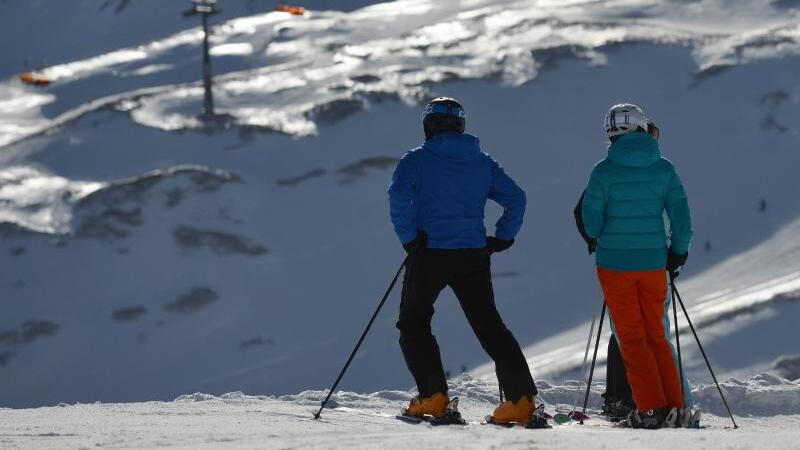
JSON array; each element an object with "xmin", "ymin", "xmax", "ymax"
[
  {"xmin": 485, "ymin": 236, "xmax": 514, "ymax": 254},
  {"xmin": 402, "ymin": 230, "xmax": 428, "ymax": 254}
]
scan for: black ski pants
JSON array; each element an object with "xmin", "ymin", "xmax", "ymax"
[
  {"xmin": 396, "ymin": 248, "xmax": 536, "ymax": 401},
  {"xmin": 606, "ymin": 334, "xmax": 633, "ymax": 404}
]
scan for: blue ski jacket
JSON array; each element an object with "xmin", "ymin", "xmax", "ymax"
[
  {"xmin": 388, "ymin": 132, "xmax": 526, "ymax": 249},
  {"xmin": 582, "ymin": 132, "xmax": 693, "ymax": 271}
]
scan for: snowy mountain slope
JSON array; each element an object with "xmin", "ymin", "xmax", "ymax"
[
  {"xmin": 0, "ymin": 0, "xmax": 383, "ymax": 80},
  {"xmin": 3, "ymin": 0, "xmax": 800, "ymax": 147},
  {"xmin": 2, "ymin": 374, "xmax": 800, "ymax": 449},
  {"xmin": 1, "ymin": 0, "xmax": 800, "ymax": 409}
]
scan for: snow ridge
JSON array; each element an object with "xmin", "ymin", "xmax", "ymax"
[
  {"xmin": 693, "ymin": 373, "xmax": 800, "ymax": 417},
  {"xmin": 0, "ymin": 164, "xmax": 238, "ymax": 235},
  {"xmin": 174, "ymin": 372, "xmax": 800, "ymax": 418}
]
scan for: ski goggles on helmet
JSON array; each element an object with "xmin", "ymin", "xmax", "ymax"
[{"xmin": 423, "ymin": 103, "xmax": 465, "ymax": 119}]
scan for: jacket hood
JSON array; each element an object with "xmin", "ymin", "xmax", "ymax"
[
  {"xmin": 422, "ymin": 132, "xmax": 482, "ymax": 162},
  {"xmin": 607, "ymin": 132, "xmax": 661, "ymax": 167}
]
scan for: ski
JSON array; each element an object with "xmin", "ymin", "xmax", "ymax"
[
  {"xmin": 613, "ymin": 409, "xmax": 703, "ymax": 429},
  {"xmin": 553, "ymin": 409, "xmax": 639, "ymax": 428},
  {"xmin": 395, "ymin": 413, "xmax": 466, "ymax": 426}
]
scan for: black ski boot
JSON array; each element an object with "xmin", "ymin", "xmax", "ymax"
[
  {"xmin": 617, "ymin": 407, "xmax": 668, "ymax": 429},
  {"xmin": 525, "ymin": 404, "xmax": 552, "ymax": 429},
  {"xmin": 601, "ymin": 394, "xmax": 635, "ymax": 422},
  {"xmin": 662, "ymin": 407, "xmax": 703, "ymax": 428}
]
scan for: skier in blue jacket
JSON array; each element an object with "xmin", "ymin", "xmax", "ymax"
[{"xmin": 388, "ymin": 97, "xmax": 537, "ymax": 424}]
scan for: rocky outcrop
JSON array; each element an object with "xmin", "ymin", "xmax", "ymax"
[
  {"xmin": 112, "ymin": 306, "xmax": 148, "ymax": 323},
  {"xmin": 336, "ymin": 156, "xmax": 398, "ymax": 184},
  {"xmin": 164, "ymin": 287, "xmax": 219, "ymax": 315},
  {"xmin": 75, "ymin": 165, "xmax": 240, "ymax": 240},
  {"xmin": 173, "ymin": 226, "xmax": 267, "ymax": 256}
]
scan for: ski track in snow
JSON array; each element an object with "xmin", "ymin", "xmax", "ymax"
[
  {"xmin": 1, "ymin": 0, "xmax": 800, "ymax": 147},
  {"xmin": 2, "ymin": 373, "xmax": 799, "ymax": 449}
]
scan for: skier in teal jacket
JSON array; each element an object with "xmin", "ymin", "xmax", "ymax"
[
  {"xmin": 581, "ymin": 104, "xmax": 693, "ymax": 429},
  {"xmin": 574, "ymin": 120, "xmax": 694, "ymax": 421},
  {"xmin": 582, "ymin": 132, "xmax": 692, "ymax": 271}
]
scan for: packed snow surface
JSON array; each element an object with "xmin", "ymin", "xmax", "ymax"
[{"xmin": 2, "ymin": 374, "xmax": 799, "ymax": 449}]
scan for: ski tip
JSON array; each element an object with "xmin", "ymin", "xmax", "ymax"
[
  {"xmin": 484, "ymin": 415, "xmax": 550, "ymax": 429},
  {"xmin": 397, "ymin": 413, "xmax": 466, "ymax": 426},
  {"xmin": 396, "ymin": 414, "xmax": 425, "ymax": 424}
]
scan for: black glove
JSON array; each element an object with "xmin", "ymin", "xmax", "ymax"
[
  {"xmin": 486, "ymin": 236, "xmax": 514, "ymax": 254},
  {"xmin": 574, "ymin": 191, "xmax": 597, "ymax": 255},
  {"xmin": 667, "ymin": 248, "xmax": 688, "ymax": 273},
  {"xmin": 588, "ymin": 238, "xmax": 598, "ymax": 255},
  {"xmin": 402, "ymin": 230, "xmax": 427, "ymax": 254}
]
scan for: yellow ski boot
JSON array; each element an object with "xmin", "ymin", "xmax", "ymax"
[
  {"xmin": 397, "ymin": 393, "xmax": 467, "ymax": 425},
  {"xmin": 404, "ymin": 392, "xmax": 449, "ymax": 418},
  {"xmin": 491, "ymin": 395, "xmax": 535, "ymax": 424}
]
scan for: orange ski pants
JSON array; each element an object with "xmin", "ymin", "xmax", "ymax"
[{"xmin": 597, "ymin": 267, "xmax": 685, "ymax": 412}]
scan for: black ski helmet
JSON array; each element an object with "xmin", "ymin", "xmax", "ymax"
[{"xmin": 422, "ymin": 97, "xmax": 466, "ymax": 139}]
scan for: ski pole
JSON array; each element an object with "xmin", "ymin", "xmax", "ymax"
[
  {"xmin": 671, "ymin": 279, "xmax": 739, "ymax": 429},
  {"xmin": 571, "ymin": 302, "xmax": 599, "ymax": 414},
  {"xmin": 670, "ymin": 274, "xmax": 685, "ymax": 402},
  {"xmin": 313, "ymin": 255, "xmax": 409, "ymax": 420},
  {"xmin": 580, "ymin": 301, "xmax": 606, "ymax": 424}
]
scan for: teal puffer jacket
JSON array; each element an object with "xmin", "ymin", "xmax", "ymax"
[{"xmin": 582, "ymin": 132, "xmax": 692, "ymax": 271}]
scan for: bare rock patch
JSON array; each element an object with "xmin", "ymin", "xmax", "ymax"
[
  {"xmin": 174, "ymin": 226, "xmax": 267, "ymax": 256},
  {"xmin": 112, "ymin": 306, "xmax": 148, "ymax": 323},
  {"xmin": 165, "ymin": 288, "xmax": 219, "ymax": 315}
]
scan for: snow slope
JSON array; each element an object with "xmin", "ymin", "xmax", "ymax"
[
  {"xmin": 3, "ymin": 0, "xmax": 800, "ymax": 147},
  {"xmin": 1, "ymin": 0, "xmax": 800, "ymax": 410},
  {"xmin": 2, "ymin": 374, "xmax": 800, "ymax": 449},
  {"xmin": 0, "ymin": 0, "xmax": 383, "ymax": 79}
]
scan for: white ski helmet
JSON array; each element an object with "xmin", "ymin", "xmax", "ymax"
[{"xmin": 604, "ymin": 103, "xmax": 648, "ymax": 139}]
